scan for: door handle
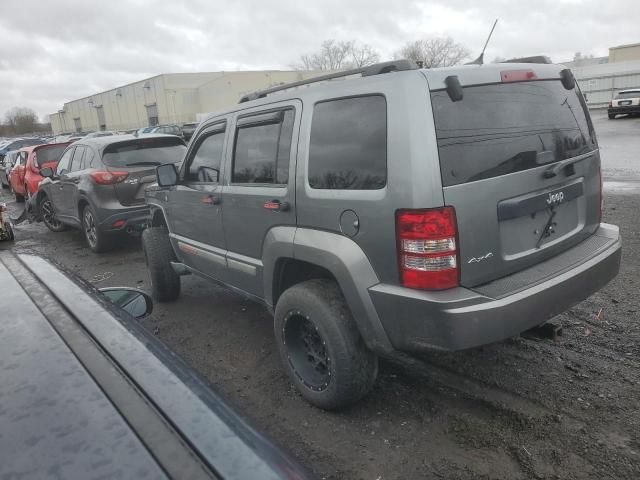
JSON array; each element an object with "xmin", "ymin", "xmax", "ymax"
[
  {"xmin": 201, "ymin": 194, "xmax": 220, "ymax": 205},
  {"xmin": 263, "ymin": 200, "xmax": 290, "ymax": 212}
]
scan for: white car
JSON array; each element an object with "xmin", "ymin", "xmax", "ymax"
[{"xmin": 608, "ymin": 89, "xmax": 640, "ymax": 119}]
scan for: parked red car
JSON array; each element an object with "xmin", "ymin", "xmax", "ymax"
[{"xmin": 9, "ymin": 143, "xmax": 70, "ymax": 202}]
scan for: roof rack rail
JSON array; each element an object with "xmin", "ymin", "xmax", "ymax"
[
  {"xmin": 502, "ymin": 55, "xmax": 552, "ymax": 64},
  {"xmin": 239, "ymin": 59, "xmax": 417, "ymax": 103}
]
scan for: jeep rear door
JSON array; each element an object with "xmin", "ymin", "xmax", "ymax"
[
  {"xmin": 221, "ymin": 101, "xmax": 300, "ymax": 298},
  {"xmin": 427, "ymin": 67, "xmax": 601, "ymax": 287}
]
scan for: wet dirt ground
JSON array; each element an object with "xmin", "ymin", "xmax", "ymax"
[{"xmin": 1, "ymin": 112, "xmax": 639, "ymax": 479}]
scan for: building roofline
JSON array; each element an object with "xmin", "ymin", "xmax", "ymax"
[
  {"xmin": 610, "ymin": 42, "xmax": 640, "ymax": 50},
  {"xmin": 50, "ymin": 70, "xmax": 320, "ymax": 117}
]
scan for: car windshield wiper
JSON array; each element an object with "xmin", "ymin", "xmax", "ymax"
[{"xmin": 125, "ymin": 161, "xmax": 161, "ymax": 166}]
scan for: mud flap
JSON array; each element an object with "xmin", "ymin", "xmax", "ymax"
[{"xmin": 11, "ymin": 195, "xmax": 41, "ymax": 225}]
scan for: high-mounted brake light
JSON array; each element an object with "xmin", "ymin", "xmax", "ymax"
[
  {"xmin": 89, "ymin": 170, "xmax": 129, "ymax": 185},
  {"xmin": 396, "ymin": 207, "xmax": 459, "ymax": 290},
  {"xmin": 501, "ymin": 70, "xmax": 537, "ymax": 83}
]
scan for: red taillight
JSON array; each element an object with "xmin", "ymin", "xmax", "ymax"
[
  {"xmin": 501, "ymin": 70, "xmax": 537, "ymax": 83},
  {"xmin": 396, "ymin": 207, "xmax": 459, "ymax": 290},
  {"xmin": 112, "ymin": 219, "xmax": 126, "ymax": 229},
  {"xmin": 89, "ymin": 171, "xmax": 129, "ymax": 185},
  {"xmin": 608, "ymin": 101, "xmax": 613, "ymax": 108}
]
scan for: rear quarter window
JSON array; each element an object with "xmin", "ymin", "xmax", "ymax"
[{"xmin": 308, "ymin": 95, "xmax": 387, "ymax": 190}]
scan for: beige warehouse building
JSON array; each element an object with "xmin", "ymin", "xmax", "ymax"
[{"xmin": 50, "ymin": 70, "xmax": 318, "ymax": 134}]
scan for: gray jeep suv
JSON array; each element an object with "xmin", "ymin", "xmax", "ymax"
[{"xmin": 143, "ymin": 60, "xmax": 621, "ymax": 410}]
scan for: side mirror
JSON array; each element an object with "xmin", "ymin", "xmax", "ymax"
[
  {"xmin": 100, "ymin": 287, "xmax": 153, "ymax": 319},
  {"xmin": 157, "ymin": 163, "xmax": 178, "ymax": 187},
  {"xmin": 40, "ymin": 167, "xmax": 54, "ymax": 178}
]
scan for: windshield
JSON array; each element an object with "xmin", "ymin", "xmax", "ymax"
[
  {"xmin": 431, "ymin": 80, "xmax": 597, "ymax": 186},
  {"xmin": 615, "ymin": 91, "xmax": 640, "ymax": 99},
  {"xmin": 102, "ymin": 137, "xmax": 186, "ymax": 167}
]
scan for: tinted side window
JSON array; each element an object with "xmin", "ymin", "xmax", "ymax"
[
  {"xmin": 187, "ymin": 129, "xmax": 225, "ymax": 182},
  {"xmin": 309, "ymin": 96, "xmax": 387, "ymax": 190},
  {"xmin": 56, "ymin": 148, "xmax": 74, "ymax": 174},
  {"xmin": 232, "ymin": 109, "xmax": 294, "ymax": 184}
]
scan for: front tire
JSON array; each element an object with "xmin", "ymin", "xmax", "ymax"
[
  {"xmin": 82, "ymin": 204, "xmax": 109, "ymax": 253},
  {"xmin": 142, "ymin": 227, "xmax": 181, "ymax": 302},
  {"xmin": 40, "ymin": 195, "xmax": 67, "ymax": 232},
  {"xmin": 274, "ymin": 279, "xmax": 378, "ymax": 410}
]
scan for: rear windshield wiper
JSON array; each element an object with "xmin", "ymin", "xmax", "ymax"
[
  {"xmin": 125, "ymin": 161, "xmax": 162, "ymax": 166},
  {"xmin": 543, "ymin": 149, "xmax": 598, "ymax": 179}
]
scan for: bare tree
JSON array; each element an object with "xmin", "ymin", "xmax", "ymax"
[
  {"xmin": 296, "ymin": 39, "xmax": 380, "ymax": 70},
  {"xmin": 350, "ymin": 43, "xmax": 381, "ymax": 68},
  {"xmin": 4, "ymin": 107, "xmax": 38, "ymax": 135},
  {"xmin": 395, "ymin": 37, "xmax": 469, "ymax": 68}
]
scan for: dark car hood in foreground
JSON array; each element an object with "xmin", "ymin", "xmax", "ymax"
[{"xmin": 0, "ymin": 250, "xmax": 313, "ymax": 480}]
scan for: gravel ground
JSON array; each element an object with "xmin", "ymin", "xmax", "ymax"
[{"xmin": 1, "ymin": 113, "xmax": 638, "ymax": 479}]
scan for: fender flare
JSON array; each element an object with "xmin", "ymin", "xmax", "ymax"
[{"xmin": 263, "ymin": 226, "xmax": 394, "ymax": 355}]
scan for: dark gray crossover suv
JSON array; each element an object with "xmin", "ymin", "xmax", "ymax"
[
  {"xmin": 37, "ymin": 134, "xmax": 186, "ymax": 252},
  {"xmin": 143, "ymin": 60, "xmax": 621, "ymax": 409}
]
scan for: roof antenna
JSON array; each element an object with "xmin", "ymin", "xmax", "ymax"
[{"xmin": 467, "ymin": 18, "xmax": 498, "ymax": 65}]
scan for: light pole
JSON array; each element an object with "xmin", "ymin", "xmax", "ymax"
[
  {"xmin": 87, "ymin": 98, "xmax": 97, "ymax": 131},
  {"xmin": 115, "ymin": 89, "xmax": 124, "ymax": 130}
]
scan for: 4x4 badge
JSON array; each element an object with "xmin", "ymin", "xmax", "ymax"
[{"xmin": 468, "ymin": 252, "xmax": 494, "ymax": 264}]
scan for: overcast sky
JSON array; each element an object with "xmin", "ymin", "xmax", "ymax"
[{"xmin": 0, "ymin": 0, "xmax": 635, "ymax": 121}]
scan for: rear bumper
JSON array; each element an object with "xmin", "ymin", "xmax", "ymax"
[
  {"xmin": 369, "ymin": 223, "xmax": 621, "ymax": 352},
  {"xmin": 608, "ymin": 106, "xmax": 640, "ymax": 115},
  {"xmin": 96, "ymin": 205, "xmax": 150, "ymax": 233}
]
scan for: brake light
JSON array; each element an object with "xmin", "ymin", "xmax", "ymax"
[
  {"xmin": 89, "ymin": 171, "xmax": 129, "ymax": 185},
  {"xmin": 396, "ymin": 207, "xmax": 459, "ymax": 290},
  {"xmin": 501, "ymin": 70, "xmax": 537, "ymax": 83},
  {"xmin": 608, "ymin": 101, "xmax": 613, "ymax": 108}
]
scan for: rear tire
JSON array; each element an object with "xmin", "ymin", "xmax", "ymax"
[
  {"xmin": 39, "ymin": 194, "xmax": 68, "ymax": 232},
  {"xmin": 82, "ymin": 204, "xmax": 110, "ymax": 253},
  {"xmin": 142, "ymin": 227, "xmax": 181, "ymax": 302},
  {"xmin": 274, "ymin": 279, "xmax": 378, "ymax": 410},
  {"xmin": 608, "ymin": 113, "xmax": 616, "ymax": 119},
  {"xmin": 13, "ymin": 187, "xmax": 24, "ymax": 203}
]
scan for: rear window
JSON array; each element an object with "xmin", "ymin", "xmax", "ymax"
[
  {"xmin": 615, "ymin": 91, "xmax": 640, "ymax": 99},
  {"xmin": 34, "ymin": 144, "xmax": 67, "ymax": 167},
  {"xmin": 102, "ymin": 138, "xmax": 186, "ymax": 167},
  {"xmin": 431, "ymin": 80, "xmax": 597, "ymax": 187}
]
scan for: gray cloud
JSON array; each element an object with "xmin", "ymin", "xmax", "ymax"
[{"xmin": 0, "ymin": 0, "xmax": 635, "ymax": 120}]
